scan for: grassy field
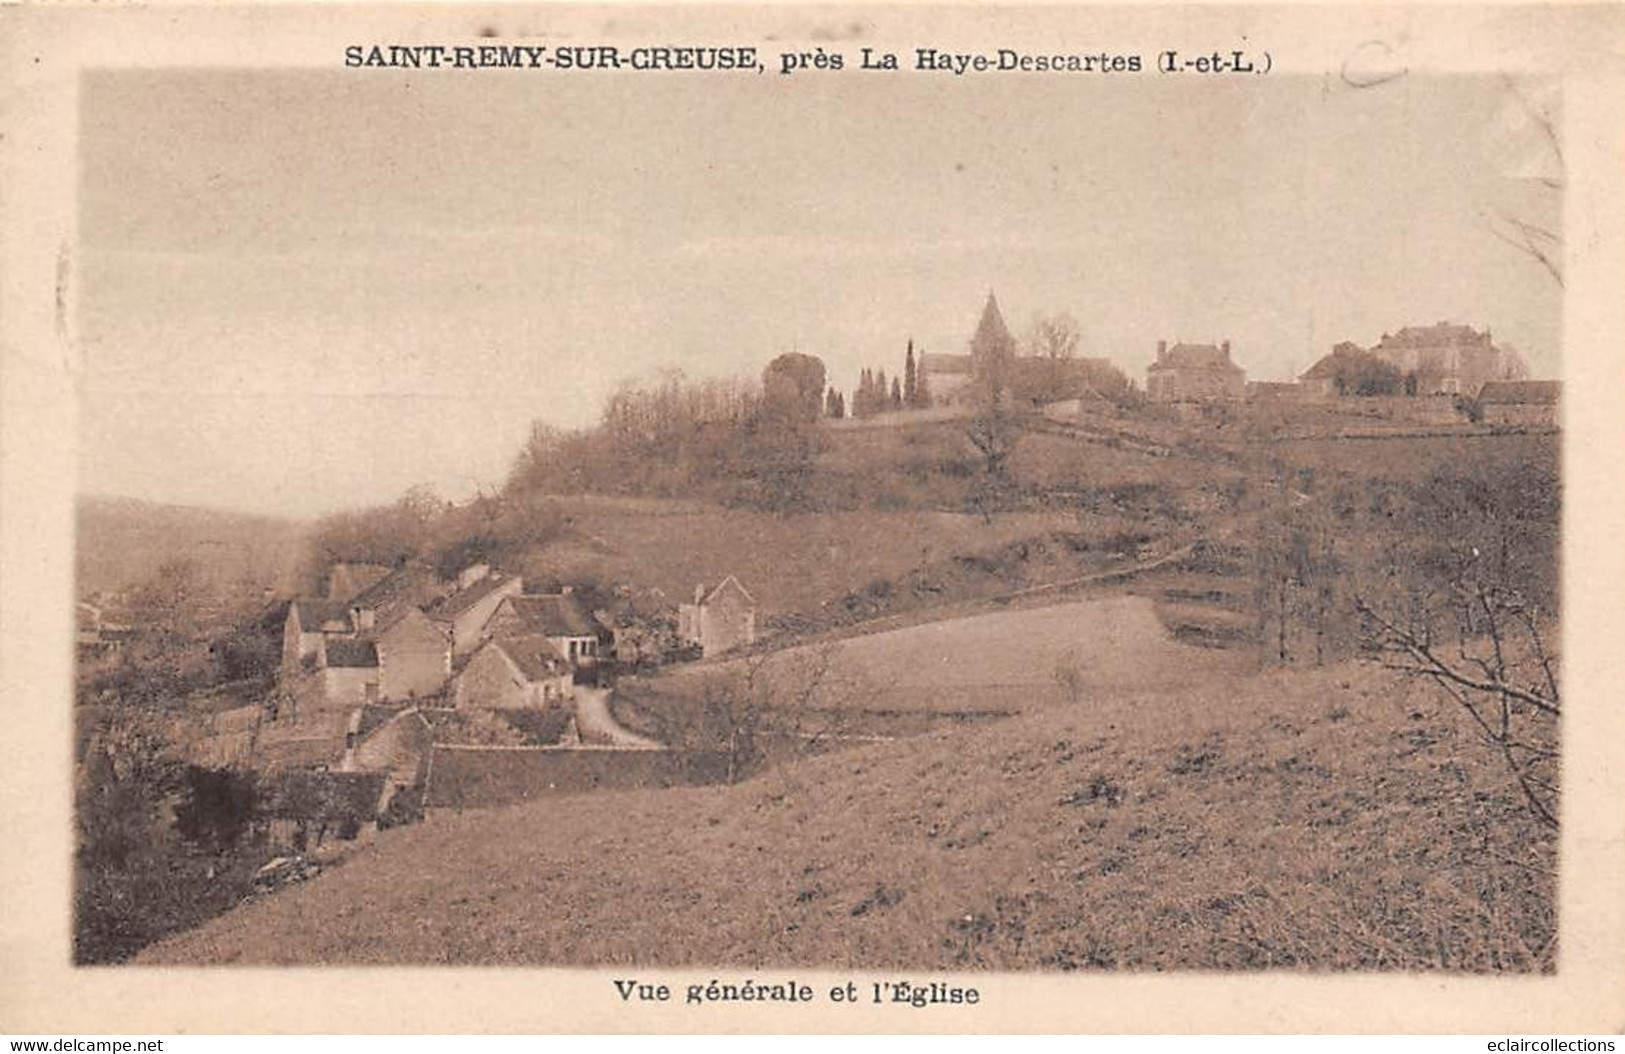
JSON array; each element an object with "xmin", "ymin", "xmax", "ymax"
[
  {"xmin": 641, "ymin": 594, "xmax": 1254, "ymax": 715},
  {"xmin": 522, "ymin": 498, "xmax": 1128, "ymax": 618},
  {"xmin": 139, "ymin": 657, "xmax": 1556, "ymax": 970}
]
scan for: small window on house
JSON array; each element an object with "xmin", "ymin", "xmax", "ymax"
[{"xmin": 345, "ymin": 732, "xmax": 356, "ymax": 750}]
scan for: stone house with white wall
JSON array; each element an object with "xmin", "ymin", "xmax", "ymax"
[
  {"xmin": 485, "ymin": 592, "xmax": 605, "ymax": 675},
  {"xmin": 452, "ymin": 634, "xmax": 574, "ymax": 711},
  {"xmin": 677, "ymin": 576, "xmax": 757, "ymax": 657}
]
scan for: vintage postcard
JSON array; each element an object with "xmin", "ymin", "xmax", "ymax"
[{"xmin": 2, "ymin": 0, "xmax": 1623, "ymax": 1035}]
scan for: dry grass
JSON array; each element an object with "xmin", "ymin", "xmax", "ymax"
[
  {"xmin": 650, "ymin": 594, "xmax": 1252, "ymax": 714},
  {"xmin": 139, "ymin": 659, "xmax": 1555, "ymax": 971},
  {"xmin": 526, "ymin": 500, "xmax": 1091, "ymax": 617}
]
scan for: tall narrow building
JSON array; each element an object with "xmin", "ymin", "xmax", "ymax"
[{"xmin": 970, "ymin": 289, "xmax": 1018, "ymax": 388}]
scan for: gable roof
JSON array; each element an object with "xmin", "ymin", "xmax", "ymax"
[
  {"xmin": 350, "ymin": 565, "xmax": 445, "ymax": 626},
  {"xmin": 500, "ymin": 594, "xmax": 599, "ymax": 637},
  {"xmin": 489, "ymin": 634, "xmax": 569, "ymax": 682},
  {"xmin": 1478, "ymin": 380, "xmax": 1560, "ymax": 405},
  {"xmin": 290, "ymin": 599, "xmax": 353, "ymax": 633},
  {"xmin": 970, "ymin": 291, "xmax": 1016, "ymax": 360},
  {"xmin": 1376, "ymin": 322, "xmax": 1490, "ymax": 348},
  {"xmin": 324, "ymin": 638, "xmax": 379, "ymax": 668},
  {"xmin": 1150, "ymin": 343, "xmax": 1242, "ymax": 374},
  {"xmin": 1299, "ymin": 344, "xmax": 1380, "ymax": 380},
  {"xmin": 704, "ymin": 574, "xmax": 756, "ymax": 607},
  {"xmin": 433, "ymin": 572, "xmax": 520, "ymax": 619},
  {"xmin": 919, "ymin": 352, "xmax": 974, "ymax": 375}
]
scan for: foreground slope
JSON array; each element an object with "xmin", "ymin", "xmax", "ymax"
[{"xmin": 142, "ymin": 661, "xmax": 1554, "ymax": 971}]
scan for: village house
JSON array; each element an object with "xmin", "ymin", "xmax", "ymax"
[
  {"xmin": 373, "ymin": 606, "xmax": 452, "ymax": 701},
  {"xmin": 485, "ymin": 591, "xmax": 606, "ymax": 677},
  {"xmin": 1146, "ymin": 340, "xmax": 1246, "ymax": 403},
  {"xmin": 1367, "ymin": 322, "xmax": 1528, "ymax": 397},
  {"xmin": 282, "ymin": 563, "xmax": 459, "ymax": 705},
  {"xmin": 1297, "ymin": 342, "xmax": 1371, "ymax": 399},
  {"xmin": 678, "ymin": 575, "xmax": 757, "ymax": 657},
  {"xmin": 430, "ymin": 568, "xmax": 524, "ymax": 656},
  {"xmin": 346, "ymin": 563, "xmax": 448, "ymax": 635},
  {"xmin": 318, "ymin": 638, "xmax": 381, "ymax": 705},
  {"xmin": 282, "ymin": 598, "xmax": 353, "ymax": 675},
  {"xmin": 918, "ymin": 352, "xmax": 975, "ymax": 405},
  {"xmin": 452, "ymin": 634, "xmax": 574, "ymax": 711},
  {"xmin": 338, "ymin": 706, "xmax": 434, "ymax": 815},
  {"xmin": 1477, "ymin": 380, "xmax": 1560, "ymax": 426}
]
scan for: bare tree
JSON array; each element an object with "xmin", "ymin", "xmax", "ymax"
[
  {"xmin": 1483, "ymin": 75, "xmax": 1563, "ymax": 288},
  {"xmin": 691, "ymin": 643, "xmax": 863, "ymax": 783},
  {"xmin": 1355, "ymin": 571, "xmax": 1559, "ymax": 830}
]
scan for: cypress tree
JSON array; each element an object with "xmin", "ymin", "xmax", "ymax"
[{"xmin": 904, "ymin": 340, "xmax": 918, "ymax": 407}]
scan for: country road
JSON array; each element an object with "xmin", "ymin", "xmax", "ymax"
[{"xmin": 573, "ymin": 686, "xmax": 664, "ymax": 750}]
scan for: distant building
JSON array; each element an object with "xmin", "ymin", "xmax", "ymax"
[
  {"xmin": 319, "ymin": 638, "xmax": 381, "ymax": 705},
  {"xmin": 1477, "ymin": 380, "xmax": 1560, "ymax": 426},
  {"xmin": 1367, "ymin": 322, "xmax": 1527, "ymax": 398},
  {"xmin": 453, "ymin": 635, "xmax": 574, "ymax": 711},
  {"xmin": 374, "ymin": 607, "xmax": 452, "ymax": 701},
  {"xmin": 430, "ymin": 569, "xmax": 524, "ymax": 656},
  {"xmin": 1146, "ymin": 340, "xmax": 1246, "ymax": 403},
  {"xmin": 918, "ymin": 352, "xmax": 975, "ymax": 404},
  {"xmin": 282, "ymin": 598, "xmax": 353, "ymax": 675},
  {"xmin": 282, "ymin": 563, "xmax": 459, "ymax": 705},
  {"xmin": 1298, "ymin": 342, "xmax": 1372, "ymax": 399},
  {"xmin": 486, "ymin": 592, "xmax": 606, "ymax": 675},
  {"xmin": 678, "ymin": 576, "xmax": 757, "ymax": 657}
]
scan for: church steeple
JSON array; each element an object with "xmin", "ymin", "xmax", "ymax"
[{"xmin": 971, "ymin": 289, "xmax": 1016, "ymax": 365}]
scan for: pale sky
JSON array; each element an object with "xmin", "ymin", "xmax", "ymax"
[{"xmin": 79, "ymin": 69, "xmax": 1561, "ymax": 517}]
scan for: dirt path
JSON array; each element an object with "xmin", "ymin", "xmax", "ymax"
[{"xmin": 573, "ymin": 686, "xmax": 664, "ymax": 749}]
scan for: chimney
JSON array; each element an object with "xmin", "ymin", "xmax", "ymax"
[
  {"xmin": 1221, "ymin": 340, "xmax": 1231, "ymax": 357},
  {"xmin": 1156, "ymin": 340, "xmax": 1167, "ymax": 363},
  {"xmin": 694, "ymin": 583, "xmax": 706, "ymax": 605}
]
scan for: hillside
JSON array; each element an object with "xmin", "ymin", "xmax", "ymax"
[
  {"xmin": 139, "ymin": 659, "xmax": 1555, "ymax": 971},
  {"xmin": 76, "ymin": 494, "xmax": 309, "ymax": 595}
]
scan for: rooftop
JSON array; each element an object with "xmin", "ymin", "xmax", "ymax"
[{"xmin": 503, "ymin": 594, "xmax": 600, "ymax": 638}]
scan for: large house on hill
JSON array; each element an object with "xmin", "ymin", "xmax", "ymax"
[
  {"xmin": 678, "ymin": 576, "xmax": 757, "ymax": 657},
  {"xmin": 1367, "ymin": 322, "xmax": 1528, "ymax": 398},
  {"xmin": 1146, "ymin": 340, "xmax": 1246, "ymax": 403}
]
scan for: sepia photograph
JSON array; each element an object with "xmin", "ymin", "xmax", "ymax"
[{"xmin": 4, "ymin": 0, "xmax": 1624, "ymax": 1036}]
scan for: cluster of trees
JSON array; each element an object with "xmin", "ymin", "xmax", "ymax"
[
  {"xmin": 1313, "ymin": 343, "xmax": 1408, "ymax": 397},
  {"xmin": 506, "ymin": 356, "xmax": 827, "ymax": 513},
  {"xmin": 839, "ymin": 341, "xmax": 934, "ymax": 420},
  {"xmin": 1246, "ymin": 445, "xmax": 1561, "ymax": 831},
  {"xmin": 75, "ymin": 557, "xmax": 292, "ymax": 963}
]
